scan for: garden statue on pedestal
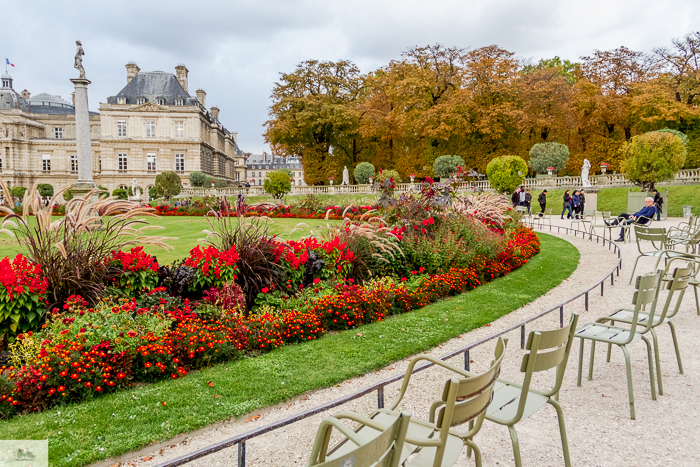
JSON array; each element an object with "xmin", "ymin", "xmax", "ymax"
[
  {"xmin": 130, "ymin": 178, "xmax": 141, "ymax": 200},
  {"xmin": 581, "ymin": 159, "xmax": 592, "ymax": 187},
  {"xmin": 342, "ymin": 166, "xmax": 349, "ymax": 185}
]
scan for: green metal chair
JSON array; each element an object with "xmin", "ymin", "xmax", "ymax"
[
  {"xmin": 575, "ymin": 272, "xmax": 661, "ymax": 419},
  {"xmin": 331, "ymin": 338, "xmax": 506, "ymax": 467},
  {"xmin": 534, "ymin": 208, "xmax": 553, "ymax": 229},
  {"xmin": 667, "ymin": 228, "xmax": 700, "ymax": 254},
  {"xmin": 307, "ymin": 410, "xmax": 412, "ymax": 467},
  {"xmin": 595, "ymin": 265, "xmax": 693, "ymax": 396},
  {"xmin": 658, "ymin": 252, "xmax": 700, "ymax": 315},
  {"xmin": 484, "ymin": 313, "xmax": 579, "ymax": 467},
  {"xmin": 628, "ymin": 226, "xmax": 687, "ymax": 284},
  {"xmin": 667, "ymin": 215, "xmax": 698, "ymax": 244},
  {"xmin": 570, "ymin": 209, "xmax": 594, "ymax": 231},
  {"xmin": 618, "ymin": 215, "xmax": 654, "ymax": 243},
  {"xmin": 589, "ymin": 211, "xmax": 613, "ymax": 240}
]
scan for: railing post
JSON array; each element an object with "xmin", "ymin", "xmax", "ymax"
[
  {"xmin": 464, "ymin": 350, "xmax": 470, "ymax": 371},
  {"xmin": 521, "ymin": 325, "xmax": 525, "ymax": 349},
  {"xmin": 238, "ymin": 441, "xmax": 246, "ymax": 467},
  {"xmin": 377, "ymin": 386, "xmax": 384, "ymax": 409},
  {"xmin": 601, "ymin": 280, "xmax": 604, "ymax": 296},
  {"xmin": 585, "ymin": 292, "xmax": 589, "ymax": 311},
  {"xmin": 560, "ymin": 306, "xmax": 564, "ymax": 328}
]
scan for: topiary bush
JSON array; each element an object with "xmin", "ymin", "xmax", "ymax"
[
  {"xmin": 353, "ymin": 162, "xmax": 375, "ymax": 184},
  {"xmin": 528, "ymin": 142, "xmax": 570, "ymax": 174},
  {"xmin": 378, "ymin": 169, "xmax": 402, "ymax": 183},
  {"xmin": 37, "ymin": 184, "xmax": 54, "ymax": 198},
  {"xmin": 111, "ymin": 188, "xmax": 128, "ymax": 200},
  {"xmin": 10, "ymin": 186, "xmax": 26, "ymax": 201},
  {"xmin": 263, "ymin": 170, "xmax": 292, "ymax": 199},
  {"xmin": 155, "ymin": 171, "xmax": 183, "ymax": 200},
  {"xmin": 189, "ymin": 171, "xmax": 209, "ymax": 187},
  {"xmin": 433, "ymin": 155, "xmax": 466, "ymax": 180},
  {"xmin": 486, "ymin": 155, "xmax": 528, "ymax": 193},
  {"xmin": 622, "ymin": 131, "xmax": 686, "ymax": 190}
]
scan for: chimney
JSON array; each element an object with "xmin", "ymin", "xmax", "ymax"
[
  {"xmin": 196, "ymin": 89, "xmax": 206, "ymax": 107},
  {"xmin": 125, "ymin": 62, "xmax": 140, "ymax": 84},
  {"xmin": 210, "ymin": 106, "xmax": 219, "ymax": 120},
  {"xmin": 175, "ymin": 64, "xmax": 189, "ymax": 93},
  {"xmin": 21, "ymin": 89, "xmax": 30, "ymax": 100}
]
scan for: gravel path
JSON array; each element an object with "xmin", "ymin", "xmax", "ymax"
[{"xmin": 103, "ymin": 217, "xmax": 700, "ymax": 467}]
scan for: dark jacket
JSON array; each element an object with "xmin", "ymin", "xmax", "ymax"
[
  {"xmin": 579, "ymin": 194, "xmax": 585, "ymax": 205},
  {"xmin": 563, "ymin": 193, "xmax": 571, "ymax": 205},
  {"xmin": 538, "ymin": 192, "xmax": 547, "ymax": 204},
  {"xmin": 633, "ymin": 205, "xmax": 657, "ymax": 223},
  {"xmin": 572, "ymin": 194, "xmax": 580, "ymax": 207},
  {"xmin": 525, "ymin": 193, "xmax": 532, "ymax": 203},
  {"xmin": 654, "ymin": 193, "xmax": 663, "ymax": 212},
  {"xmin": 511, "ymin": 191, "xmax": 520, "ymax": 205}
]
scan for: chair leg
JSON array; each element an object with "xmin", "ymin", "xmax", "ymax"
[
  {"xmin": 668, "ymin": 321, "xmax": 684, "ymax": 374},
  {"xmin": 508, "ymin": 425, "xmax": 523, "ymax": 467},
  {"xmin": 466, "ymin": 420, "xmax": 474, "ymax": 457},
  {"xmin": 588, "ymin": 340, "xmax": 596, "ymax": 381},
  {"xmin": 465, "ymin": 439, "xmax": 482, "ymax": 467},
  {"xmin": 577, "ymin": 338, "xmax": 584, "ymax": 387},
  {"xmin": 641, "ymin": 336, "xmax": 657, "ymax": 401},
  {"xmin": 694, "ymin": 286, "xmax": 700, "ymax": 316},
  {"xmin": 620, "ymin": 345, "xmax": 636, "ymax": 420},
  {"xmin": 649, "ymin": 329, "xmax": 663, "ymax": 396},
  {"xmin": 629, "ymin": 256, "xmax": 641, "ymax": 284},
  {"xmin": 548, "ymin": 399, "xmax": 571, "ymax": 467}
]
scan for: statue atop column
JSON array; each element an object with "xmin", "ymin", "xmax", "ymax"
[
  {"xmin": 581, "ymin": 159, "xmax": 592, "ymax": 187},
  {"xmin": 74, "ymin": 41, "xmax": 85, "ymax": 79}
]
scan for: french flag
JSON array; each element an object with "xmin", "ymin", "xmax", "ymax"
[{"xmin": 5, "ymin": 58, "xmax": 14, "ymax": 67}]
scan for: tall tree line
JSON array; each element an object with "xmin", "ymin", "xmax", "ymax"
[{"xmin": 264, "ymin": 33, "xmax": 700, "ymax": 185}]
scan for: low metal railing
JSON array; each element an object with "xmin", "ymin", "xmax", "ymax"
[{"xmin": 153, "ymin": 225, "xmax": 621, "ymax": 467}]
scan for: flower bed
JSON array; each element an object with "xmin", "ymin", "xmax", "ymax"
[{"xmin": 153, "ymin": 203, "xmax": 377, "ymax": 220}]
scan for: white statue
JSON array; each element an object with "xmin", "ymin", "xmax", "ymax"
[
  {"xmin": 342, "ymin": 166, "xmax": 350, "ymax": 185},
  {"xmin": 581, "ymin": 159, "xmax": 592, "ymax": 187},
  {"xmin": 131, "ymin": 178, "xmax": 141, "ymax": 198},
  {"xmin": 74, "ymin": 40, "xmax": 85, "ymax": 79}
]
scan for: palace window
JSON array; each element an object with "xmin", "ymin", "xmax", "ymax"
[
  {"xmin": 156, "ymin": 98, "xmax": 165, "ymax": 105},
  {"xmin": 174, "ymin": 98, "xmax": 183, "ymax": 106},
  {"xmin": 0, "ymin": 154, "xmax": 3, "ymax": 171},
  {"xmin": 147, "ymin": 153, "xmax": 156, "ymax": 171},
  {"xmin": 42, "ymin": 154, "xmax": 51, "ymax": 172},
  {"xmin": 137, "ymin": 98, "xmax": 146, "ymax": 105},
  {"xmin": 175, "ymin": 153, "xmax": 185, "ymax": 172},
  {"xmin": 146, "ymin": 120, "xmax": 156, "ymax": 138},
  {"xmin": 175, "ymin": 121, "xmax": 184, "ymax": 138},
  {"xmin": 234, "ymin": 172, "xmax": 239, "ymax": 181},
  {"xmin": 70, "ymin": 154, "xmax": 78, "ymax": 173},
  {"xmin": 54, "ymin": 127, "xmax": 63, "ymax": 139},
  {"xmin": 117, "ymin": 120, "xmax": 127, "ymax": 137},
  {"xmin": 118, "ymin": 153, "xmax": 128, "ymax": 171},
  {"xmin": 117, "ymin": 97, "xmax": 126, "ymax": 105},
  {"xmin": 98, "ymin": 155, "xmax": 102, "ymax": 171}
]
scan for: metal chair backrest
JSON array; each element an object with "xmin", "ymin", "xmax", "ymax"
[
  {"xmin": 635, "ymin": 226, "xmax": 668, "ymax": 253},
  {"xmin": 308, "ymin": 411, "xmax": 411, "ymax": 467},
  {"xmin": 510, "ymin": 313, "xmax": 579, "ymax": 423},
  {"xmin": 629, "ymin": 272, "xmax": 663, "ymax": 336},
  {"xmin": 658, "ymin": 266, "xmax": 694, "ymax": 321}
]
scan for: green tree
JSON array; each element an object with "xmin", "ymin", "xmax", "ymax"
[
  {"xmin": 278, "ymin": 167, "xmax": 293, "ymax": 178},
  {"xmin": 353, "ymin": 162, "xmax": 375, "ymax": 184},
  {"xmin": 37, "ymin": 183, "xmax": 54, "ymax": 197},
  {"xmin": 486, "ymin": 155, "xmax": 528, "ymax": 193},
  {"xmin": 528, "ymin": 142, "xmax": 570, "ymax": 174},
  {"xmin": 10, "ymin": 186, "xmax": 27, "ymax": 201},
  {"xmin": 155, "ymin": 172, "xmax": 183, "ymax": 200},
  {"xmin": 377, "ymin": 169, "xmax": 402, "ymax": 183},
  {"xmin": 433, "ymin": 155, "xmax": 466, "ymax": 180},
  {"xmin": 189, "ymin": 171, "xmax": 209, "ymax": 187},
  {"xmin": 622, "ymin": 131, "xmax": 686, "ymax": 190},
  {"xmin": 148, "ymin": 186, "xmax": 159, "ymax": 201},
  {"xmin": 263, "ymin": 170, "xmax": 292, "ymax": 199},
  {"xmin": 111, "ymin": 188, "xmax": 128, "ymax": 200}
]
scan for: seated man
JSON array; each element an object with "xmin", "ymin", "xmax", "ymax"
[{"xmin": 607, "ymin": 197, "xmax": 657, "ymax": 241}]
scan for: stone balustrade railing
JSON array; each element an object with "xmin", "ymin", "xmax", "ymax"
[{"xmin": 177, "ymin": 169, "xmax": 700, "ymax": 198}]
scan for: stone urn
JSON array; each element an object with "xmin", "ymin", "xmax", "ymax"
[
  {"xmin": 368, "ymin": 176, "xmax": 374, "ymax": 184},
  {"xmin": 410, "ymin": 175, "xmax": 415, "ymax": 183},
  {"xmin": 547, "ymin": 168, "xmax": 554, "ymax": 176},
  {"xmin": 600, "ymin": 165, "xmax": 608, "ymax": 174},
  {"xmin": 329, "ymin": 179, "xmax": 334, "ymax": 186}
]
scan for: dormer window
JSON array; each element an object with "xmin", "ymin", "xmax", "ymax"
[
  {"xmin": 174, "ymin": 98, "xmax": 183, "ymax": 106},
  {"xmin": 156, "ymin": 98, "xmax": 165, "ymax": 105},
  {"xmin": 54, "ymin": 127, "xmax": 63, "ymax": 139},
  {"xmin": 137, "ymin": 98, "xmax": 146, "ymax": 105},
  {"xmin": 117, "ymin": 97, "xmax": 126, "ymax": 105}
]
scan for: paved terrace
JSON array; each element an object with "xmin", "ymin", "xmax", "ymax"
[{"xmin": 105, "ymin": 216, "xmax": 700, "ymax": 467}]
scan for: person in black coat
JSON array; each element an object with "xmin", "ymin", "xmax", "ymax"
[
  {"xmin": 578, "ymin": 189, "xmax": 586, "ymax": 218},
  {"xmin": 538, "ymin": 190, "xmax": 547, "ymax": 217},
  {"xmin": 561, "ymin": 190, "xmax": 573, "ymax": 219},
  {"xmin": 524, "ymin": 189, "xmax": 532, "ymax": 214},
  {"xmin": 652, "ymin": 189, "xmax": 663, "ymax": 221},
  {"xmin": 511, "ymin": 187, "xmax": 521, "ymax": 207}
]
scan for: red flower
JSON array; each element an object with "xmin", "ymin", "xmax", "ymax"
[{"xmin": 261, "ymin": 287, "xmax": 269, "ymax": 293}]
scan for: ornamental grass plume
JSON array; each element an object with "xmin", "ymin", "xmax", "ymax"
[
  {"xmin": 0, "ymin": 180, "xmax": 174, "ymax": 306},
  {"xmin": 452, "ymin": 192, "xmax": 513, "ymax": 229}
]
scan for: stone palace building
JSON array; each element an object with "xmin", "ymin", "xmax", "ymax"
[
  {"xmin": 0, "ymin": 63, "xmax": 247, "ymax": 198},
  {"xmin": 246, "ymin": 152, "xmax": 306, "ymax": 186}
]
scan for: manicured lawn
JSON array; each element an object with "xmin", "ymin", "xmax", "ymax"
[
  {"xmin": 0, "ymin": 233, "xmax": 578, "ymax": 467},
  {"xmin": 0, "ymin": 217, "xmax": 342, "ymax": 265}
]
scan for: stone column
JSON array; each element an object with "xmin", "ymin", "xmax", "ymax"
[{"xmin": 70, "ymin": 77, "xmax": 97, "ymax": 196}]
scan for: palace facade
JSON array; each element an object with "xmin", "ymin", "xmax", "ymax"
[
  {"xmin": 0, "ymin": 63, "xmax": 247, "ymax": 197},
  {"xmin": 246, "ymin": 152, "xmax": 306, "ymax": 186}
]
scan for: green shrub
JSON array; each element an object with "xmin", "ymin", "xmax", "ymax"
[
  {"xmin": 189, "ymin": 171, "xmax": 209, "ymax": 187},
  {"xmin": 378, "ymin": 169, "xmax": 402, "ymax": 183},
  {"xmin": 354, "ymin": 162, "xmax": 375, "ymax": 184},
  {"xmin": 36, "ymin": 183, "xmax": 54, "ymax": 197},
  {"xmin": 656, "ymin": 128, "xmax": 689, "ymax": 146},
  {"xmin": 155, "ymin": 171, "xmax": 183, "ymax": 200},
  {"xmin": 433, "ymin": 155, "xmax": 466, "ymax": 180},
  {"xmin": 528, "ymin": 142, "xmax": 570, "ymax": 174},
  {"xmin": 263, "ymin": 170, "xmax": 292, "ymax": 199},
  {"xmin": 486, "ymin": 155, "xmax": 528, "ymax": 193},
  {"xmin": 111, "ymin": 188, "xmax": 128, "ymax": 200},
  {"xmin": 148, "ymin": 186, "xmax": 159, "ymax": 200},
  {"xmin": 10, "ymin": 186, "xmax": 26, "ymax": 201},
  {"xmin": 622, "ymin": 131, "xmax": 686, "ymax": 190}
]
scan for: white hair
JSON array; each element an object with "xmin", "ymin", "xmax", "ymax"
[{"xmin": 645, "ymin": 197, "xmax": 654, "ymax": 202}]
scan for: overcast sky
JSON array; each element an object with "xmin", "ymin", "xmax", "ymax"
[{"xmin": 4, "ymin": 0, "xmax": 699, "ymax": 154}]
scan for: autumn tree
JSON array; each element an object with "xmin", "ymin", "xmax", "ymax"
[
  {"xmin": 486, "ymin": 156, "xmax": 528, "ymax": 193},
  {"xmin": 622, "ymin": 131, "xmax": 686, "ymax": 190}
]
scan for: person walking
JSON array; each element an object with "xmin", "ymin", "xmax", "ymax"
[
  {"xmin": 511, "ymin": 187, "xmax": 521, "ymax": 207},
  {"xmin": 571, "ymin": 190, "xmax": 580, "ymax": 219},
  {"xmin": 652, "ymin": 189, "xmax": 663, "ymax": 221},
  {"xmin": 518, "ymin": 186, "xmax": 526, "ymax": 208},
  {"xmin": 524, "ymin": 189, "xmax": 532, "ymax": 214},
  {"xmin": 561, "ymin": 190, "xmax": 573, "ymax": 219},
  {"xmin": 538, "ymin": 189, "xmax": 547, "ymax": 217},
  {"xmin": 578, "ymin": 189, "xmax": 586, "ymax": 218},
  {"xmin": 608, "ymin": 197, "xmax": 657, "ymax": 241}
]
